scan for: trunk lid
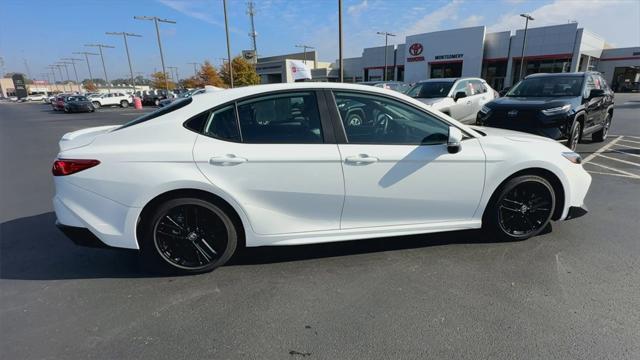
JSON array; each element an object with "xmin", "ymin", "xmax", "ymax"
[{"xmin": 59, "ymin": 125, "xmax": 118, "ymax": 152}]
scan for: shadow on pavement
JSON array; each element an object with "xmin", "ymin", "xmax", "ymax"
[{"xmin": 1, "ymin": 212, "xmax": 519, "ymax": 280}]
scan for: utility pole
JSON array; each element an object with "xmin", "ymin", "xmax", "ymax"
[
  {"xmin": 295, "ymin": 45, "xmax": 315, "ymax": 68},
  {"xmin": 338, "ymin": 0, "xmax": 343, "ymax": 82},
  {"xmin": 57, "ymin": 62, "xmax": 71, "ymax": 83},
  {"xmin": 106, "ymin": 31, "xmax": 142, "ymax": 92},
  {"xmin": 135, "ymin": 16, "xmax": 176, "ymax": 91},
  {"xmin": 376, "ymin": 31, "xmax": 396, "ymax": 81},
  {"xmin": 61, "ymin": 58, "xmax": 83, "ymax": 91},
  {"xmin": 47, "ymin": 66, "xmax": 59, "ymax": 92},
  {"xmin": 73, "ymin": 51, "xmax": 98, "ymax": 86},
  {"xmin": 187, "ymin": 62, "xmax": 200, "ymax": 77},
  {"xmin": 247, "ymin": 1, "xmax": 258, "ymax": 59},
  {"xmin": 518, "ymin": 13, "xmax": 534, "ymax": 81},
  {"xmin": 53, "ymin": 64, "xmax": 66, "ymax": 91},
  {"xmin": 85, "ymin": 43, "xmax": 115, "ymax": 93},
  {"xmin": 223, "ymin": 0, "xmax": 234, "ymax": 88},
  {"xmin": 168, "ymin": 66, "xmax": 179, "ymax": 85}
]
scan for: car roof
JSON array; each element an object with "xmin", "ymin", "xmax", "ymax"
[{"xmin": 525, "ymin": 72, "xmax": 601, "ymax": 79}]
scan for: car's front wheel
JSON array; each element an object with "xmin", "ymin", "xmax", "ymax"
[
  {"xmin": 567, "ymin": 121, "xmax": 582, "ymax": 151},
  {"xmin": 141, "ymin": 198, "xmax": 238, "ymax": 274},
  {"xmin": 92, "ymin": 101, "xmax": 101, "ymax": 109},
  {"xmin": 120, "ymin": 100, "xmax": 129, "ymax": 108},
  {"xmin": 592, "ymin": 113, "xmax": 611, "ymax": 142},
  {"xmin": 484, "ymin": 175, "xmax": 556, "ymax": 241}
]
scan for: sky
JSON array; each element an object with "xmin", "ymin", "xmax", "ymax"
[{"xmin": 0, "ymin": 0, "xmax": 638, "ymax": 82}]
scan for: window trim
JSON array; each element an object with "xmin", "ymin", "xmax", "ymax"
[
  {"xmin": 327, "ymin": 89, "xmax": 474, "ymax": 146},
  {"xmin": 183, "ymin": 89, "xmax": 336, "ymax": 144}
]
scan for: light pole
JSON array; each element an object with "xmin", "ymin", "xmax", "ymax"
[
  {"xmin": 53, "ymin": 64, "xmax": 66, "ymax": 91},
  {"xmin": 223, "ymin": 0, "xmax": 234, "ymax": 88},
  {"xmin": 61, "ymin": 58, "xmax": 83, "ymax": 91},
  {"xmin": 168, "ymin": 66, "xmax": 179, "ymax": 87},
  {"xmin": 376, "ymin": 31, "xmax": 396, "ymax": 81},
  {"xmin": 47, "ymin": 66, "xmax": 59, "ymax": 92},
  {"xmin": 295, "ymin": 45, "xmax": 315, "ymax": 69},
  {"xmin": 134, "ymin": 16, "xmax": 175, "ymax": 91},
  {"xmin": 338, "ymin": 0, "xmax": 343, "ymax": 82},
  {"xmin": 73, "ymin": 51, "xmax": 98, "ymax": 87},
  {"xmin": 106, "ymin": 31, "xmax": 142, "ymax": 93},
  {"xmin": 85, "ymin": 43, "xmax": 115, "ymax": 93},
  {"xmin": 518, "ymin": 13, "xmax": 534, "ymax": 81},
  {"xmin": 57, "ymin": 62, "xmax": 71, "ymax": 83}
]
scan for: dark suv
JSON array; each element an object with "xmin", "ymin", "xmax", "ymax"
[{"xmin": 476, "ymin": 72, "xmax": 614, "ymax": 150}]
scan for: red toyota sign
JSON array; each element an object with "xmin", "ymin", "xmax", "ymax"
[{"xmin": 409, "ymin": 43, "xmax": 423, "ymax": 56}]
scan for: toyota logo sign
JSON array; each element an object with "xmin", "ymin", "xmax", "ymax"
[{"xmin": 409, "ymin": 43, "xmax": 423, "ymax": 56}]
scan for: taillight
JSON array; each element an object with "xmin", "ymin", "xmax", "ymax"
[{"xmin": 52, "ymin": 159, "xmax": 100, "ymax": 176}]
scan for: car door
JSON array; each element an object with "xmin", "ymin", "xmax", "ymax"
[
  {"xmin": 331, "ymin": 91, "xmax": 486, "ymax": 229},
  {"xmin": 448, "ymin": 80, "xmax": 474, "ymax": 122},
  {"xmin": 468, "ymin": 79, "xmax": 491, "ymax": 114},
  {"xmin": 192, "ymin": 91, "xmax": 345, "ymax": 236},
  {"xmin": 583, "ymin": 75, "xmax": 604, "ymax": 130}
]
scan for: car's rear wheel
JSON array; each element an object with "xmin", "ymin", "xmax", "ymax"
[
  {"xmin": 141, "ymin": 198, "xmax": 237, "ymax": 274},
  {"xmin": 568, "ymin": 121, "xmax": 582, "ymax": 151},
  {"xmin": 484, "ymin": 175, "xmax": 556, "ymax": 241},
  {"xmin": 92, "ymin": 101, "xmax": 101, "ymax": 109},
  {"xmin": 592, "ymin": 113, "xmax": 611, "ymax": 142},
  {"xmin": 154, "ymin": 99, "xmax": 160, "ymax": 106},
  {"xmin": 120, "ymin": 100, "xmax": 129, "ymax": 108}
]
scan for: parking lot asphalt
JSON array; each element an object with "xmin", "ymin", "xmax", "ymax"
[{"xmin": 1, "ymin": 95, "xmax": 639, "ymax": 359}]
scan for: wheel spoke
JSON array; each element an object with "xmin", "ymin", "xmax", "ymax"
[
  {"xmin": 200, "ymin": 238, "xmax": 218, "ymax": 255},
  {"xmin": 165, "ymin": 215, "xmax": 184, "ymax": 230}
]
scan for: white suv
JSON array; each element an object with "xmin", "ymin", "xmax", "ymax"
[
  {"xmin": 406, "ymin": 78, "xmax": 496, "ymax": 124},
  {"xmin": 91, "ymin": 92, "xmax": 132, "ymax": 108}
]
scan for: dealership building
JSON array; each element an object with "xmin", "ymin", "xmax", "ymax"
[{"xmin": 340, "ymin": 22, "xmax": 639, "ymax": 91}]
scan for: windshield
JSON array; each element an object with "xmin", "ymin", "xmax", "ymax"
[
  {"xmin": 68, "ymin": 96, "xmax": 87, "ymax": 101},
  {"xmin": 117, "ymin": 97, "xmax": 193, "ymax": 130},
  {"xmin": 507, "ymin": 76, "xmax": 584, "ymax": 97},
  {"xmin": 406, "ymin": 82, "xmax": 454, "ymax": 98}
]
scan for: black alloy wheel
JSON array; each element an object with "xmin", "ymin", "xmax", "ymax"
[
  {"xmin": 592, "ymin": 114, "xmax": 611, "ymax": 142},
  {"xmin": 143, "ymin": 198, "xmax": 237, "ymax": 274},
  {"xmin": 485, "ymin": 175, "xmax": 556, "ymax": 241}
]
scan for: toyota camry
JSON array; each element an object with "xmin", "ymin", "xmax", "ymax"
[{"xmin": 52, "ymin": 83, "xmax": 591, "ymax": 274}]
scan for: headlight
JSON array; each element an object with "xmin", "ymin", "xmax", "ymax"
[
  {"xmin": 479, "ymin": 105, "xmax": 491, "ymax": 114},
  {"xmin": 562, "ymin": 151, "xmax": 582, "ymax": 164},
  {"xmin": 542, "ymin": 104, "xmax": 571, "ymax": 116}
]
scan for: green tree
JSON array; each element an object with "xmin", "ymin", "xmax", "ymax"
[
  {"xmin": 150, "ymin": 71, "xmax": 175, "ymax": 90},
  {"xmin": 219, "ymin": 56, "xmax": 260, "ymax": 87}
]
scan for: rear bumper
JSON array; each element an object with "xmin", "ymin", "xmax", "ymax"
[{"xmin": 55, "ymin": 221, "xmax": 110, "ymax": 248}]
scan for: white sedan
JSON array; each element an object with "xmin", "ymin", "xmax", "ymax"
[{"xmin": 52, "ymin": 83, "xmax": 591, "ymax": 274}]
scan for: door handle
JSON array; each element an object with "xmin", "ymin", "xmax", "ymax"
[
  {"xmin": 209, "ymin": 154, "xmax": 247, "ymax": 166},
  {"xmin": 345, "ymin": 155, "xmax": 378, "ymax": 165}
]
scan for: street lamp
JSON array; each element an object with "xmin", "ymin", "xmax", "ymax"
[
  {"xmin": 73, "ymin": 51, "xmax": 98, "ymax": 87},
  {"xmin": 134, "ymin": 15, "xmax": 175, "ymax": 91},
  {"xmin": 47, "ymin": 66, "xmax": 59, "ymax": 91},
  {"xmin": 56, "ymin": 62, "xmax": 71, "ymax": 83},
  {"xmin": 222, "ymin": 0, "xmax": 234, "ymax": 88},
  {"xmin": 85, "ymin": 43, "xmax": 115, "ymax": 93},
  {"xmin": 106, "ymin": 31, "xmax": 142, "ymax": 93},
  {"xmin": 168, "ymin": 66, "xmax": 180, "ymax": 84},
  {"xmin": 518, "ymin": 13, "xmax": 534, "ymax": 81},
  {"xmin": 338, "ymin": 0, "xmax": 343, "ymax": 82},
  {"xmin": 52, "ymin": 64, "xmax": 66, "ymax": 91},
  {"xmin": 376, "ymin": 31, "xmax": 396, "ymax": 81},
  {"xmin": 295, "ymin": 45, "xmax": 315, "ymax": 69}
]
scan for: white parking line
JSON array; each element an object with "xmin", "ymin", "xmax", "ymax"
[
  {"xmin": 619, "ymin": 138, "xmax": 640, "ymax": 145},
  {"xmin": 612, "ymin": 148, "xmax": 640, "ymax": 159},
  {"xmin": 616, "ymin": 143, "xmax": 640, "ymax": 150},
  {"xmin": 596, "ymin": 154, "xmax": 640, "ymax": 167},
  {"xmin": 585, "ymin": 170, "xmax": 640, "ymax": 179},
  {"xmin": 582, "ymin": 136, "xmax": 623, "ymax": 163},
  {"xmin": 584, "ymin": 161, "xmax": 640, "ymax": 179}
]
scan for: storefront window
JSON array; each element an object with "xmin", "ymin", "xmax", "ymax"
[{"xmin": 430, "ymin": 62, "xmax": 462, "ymax": 78}]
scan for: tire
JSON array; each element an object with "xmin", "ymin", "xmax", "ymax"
[
  {"xmin": 92, "ymin": 101, "xmax": 101, "ymax": 109},
  {"xmin": 154, "ymin": 99, "xmax": 160, "ymax": 106},
  {"xmin": 140, "ymin": 198, "xmax": 238, "ymax": 274},
  {"xmin": 64, "ymin": 107, "xmax": 69, "ymax": 113},
  {"xmin": 592, "ymin": 113, "xmax": 611, "ymax": 142},
  {"xmin": 567, "ymin": 120, "xmax": 582, "ymax": 151},
  {"xmin": 120, "ymin": 100, "xmax": 129, "ymax": 108},
  {"xmin": 483, "ymin": 175, "xmax": 556, "ymax": 241}
]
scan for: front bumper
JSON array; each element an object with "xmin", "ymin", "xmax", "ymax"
[{"xmin": 477, "ymin": 112, "xmax": 570, "ymax": 140}]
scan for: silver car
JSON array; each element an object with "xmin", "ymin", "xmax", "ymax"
[{"xmin": 406, "ymin": 78, "xmax": 496, "ymax": 123}]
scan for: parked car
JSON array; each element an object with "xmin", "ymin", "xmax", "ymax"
[
  {"xmin": 158, "ymin": 88, "xmax": 206, "ymax": 107},
  {"xmin": 63, "ymin": 96, "xmax": 95, "ymax": 113},
  {"xmin": 91, "ymin": 92, "xmax": 132, "ymax": 108},
  {"xmin": 476, "ymin": 72, "xmax": 614, "ymax": 151},
  {"xmin": 359, "ymin": 81, "xmax": 410, "ymax": 93},
  {"xmin": 406, "ymin": 78, "xmax": 497, "ymax": 124},
  {"xmin": 52, "ymin": 95, "xmax": 70, "ymax": 111},
  {"xmin": 26, "ymin": 93, "xmax": 48, "ymax": 102},
  {"xmin": 53, "ymin": 82, "xmax": 591, "ymax": 274},
  {"xmin": 143, "ymin": 89, "xmax": 173, "ymax": 106}
]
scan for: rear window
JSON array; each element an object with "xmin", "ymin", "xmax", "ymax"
[{"xmin": 117, "ymin": 97, "xmax": 193, "ymax": 130}]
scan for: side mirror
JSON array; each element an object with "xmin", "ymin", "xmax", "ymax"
[
  {"xmin": 447, "ymin": 126, "xmax": 463, "ymax": 154},
  {"xmin": 454, "ymin": 91, "xmax": 467, "ymax": 102},
  {"xmin": 589, "ymin": 88, "xmax": 605, "ymax": 99}
]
